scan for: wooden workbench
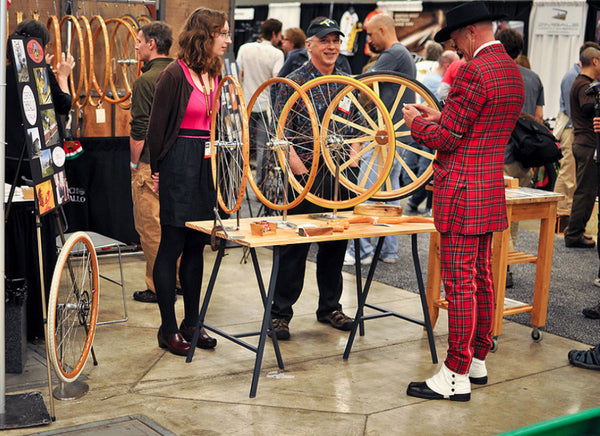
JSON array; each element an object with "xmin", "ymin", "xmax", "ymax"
[
  {"xmin": 186, "ymin": 213, "xmax": 438, "ymax": 397},
  {"xmin": 425, "ymin": 188, "xmax": 563, "ymax": 349}
]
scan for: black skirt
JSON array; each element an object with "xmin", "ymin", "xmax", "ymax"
[{"xmin": 158, "ymin": 136, "xmax": 217, "ymax": 227}]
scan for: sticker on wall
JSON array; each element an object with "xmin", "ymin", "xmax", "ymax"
[
  {"xmin": 54, "ymin": 171, "xmax": 70, "ymax": 205},
  {"xmin": 21, "ymin": 85, "xmax": 37, "ymax": 125},
  {"xmin": 34, "ymin": 67, "xmax": 52, "ymax": 105},
  {"xmin": 12, "ymin": 39, "xmax": 29, "ymax": 82},
  {"xmin": 26, "ymin": 127, "xmax": 42, "ymax": 158},
  {"xmin": 27, "ymin": 39, "xmax": 44, "ymax": 63},
  {"xmin": 40, "ymin": 148, "xmax": 54, "ymax": 178},
  {"xmin": 35, "ymin": 179, "xmax": 56, "ymax": 215},
  {"xmin": 41, "ymin": 108, "xmax": 59, "ymax": 146},
  {"xmin": 52, "ymin": 145, "xmax": 66, "ymax": 167}
]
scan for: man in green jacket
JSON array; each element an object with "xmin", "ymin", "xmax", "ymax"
[{"xmin": 129, "ymin": 22, "xmax": 176, "ymax": 303}]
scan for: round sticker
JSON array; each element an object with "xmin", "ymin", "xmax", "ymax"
[
  {"xmin": 52, "ymin": 146, "xmax": 66, "ymax": 167},
  {"xmin": 22, "ymin": 85, "xmax": 37, "ymax": 125},
  {"xmin": 27, "ymin": 39, "xmax": 44, "ymax": 63}
]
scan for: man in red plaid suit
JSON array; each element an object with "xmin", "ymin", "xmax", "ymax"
[{"xmin": 402, "ymin": 1, "xmax": 524, "ymax": 401}]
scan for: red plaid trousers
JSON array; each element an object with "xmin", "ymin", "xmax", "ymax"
[{"xmin": 440, "ymin": 232, "xmax": 494, "ymax": 374}]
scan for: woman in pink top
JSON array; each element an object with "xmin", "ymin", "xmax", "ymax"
[{"xmin": 146, "ymin": 8, "xmax": 231, "ymax": 356}]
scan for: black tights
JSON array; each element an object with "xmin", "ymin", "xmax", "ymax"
[{"xmin": 153, "ymin": 225, "xmax": 207, "ymax": 334}]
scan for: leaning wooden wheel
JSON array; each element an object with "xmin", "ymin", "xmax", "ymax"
[
  {"xmin": 88, "ymin": 15, "xmax": 111, "ymax": 107},
  {"xmin": 246, "ymin": 77, "xmax": 320, "ymax": 211},
  {"xmin": 47, "ymin": 232, "xmax": 99, "ymax": 384},
  {"xmin": 136, "ymin": 15, "xmax": 153, "ymax": 25},
  {"xmin": 297, "ymin": 75, "xmax": 395, "ymax": 209},
  {"xmin": 59, "ymin": 15, "xmax": 89, "ymax": 109},
  {"xmin": 210, "ymin": 76, "xmax": 250, "ymax": 214},
  {"xmin": 356, "ymin": 71, "xmax": 441, "ymax": 200}
]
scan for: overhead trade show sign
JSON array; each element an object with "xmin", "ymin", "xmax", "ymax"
[
  {"xmin": 533, "ymin": 5, "xmax": 582, "ymax": 36},
  {"xmin": 8, "ymin": 35, "xmax": 70, "ymax": 216}
]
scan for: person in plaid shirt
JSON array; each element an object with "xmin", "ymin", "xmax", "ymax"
[
  {"xmin": 269, "ymin": 18, "xmax": 358, "ymax": 340},
  {"xmin": 402, "ymin": 2, "xmax": 524, "ymax": 401}
]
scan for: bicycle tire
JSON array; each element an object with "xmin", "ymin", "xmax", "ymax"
[
  {"xmin": 47, "ymin": 231, "xmax": 100, "ymax": 384},
  {"xmin": 245, "ymin": 77, "xmax": 320, "ymax": 211},
  {"xmin": 210, "ymin": 76, "xmax": 250, "ymax": 214}
]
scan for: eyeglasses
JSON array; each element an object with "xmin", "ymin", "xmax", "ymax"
[{"xmin": 217, "ymin": 31, "xmax": 231, "ymax": 39}]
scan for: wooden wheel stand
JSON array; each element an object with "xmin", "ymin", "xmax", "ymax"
[{"xmin": 425, "ymin": 187, "xmax": 563, "ymax": 349}]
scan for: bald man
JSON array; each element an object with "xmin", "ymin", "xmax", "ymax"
[
  {"xmin": 345, "ymin": 14, "xmax": 416, "ymax": 266},
  {"xmin": 364, "ymin": 14, "xmax": 415, "ymax": 77}
]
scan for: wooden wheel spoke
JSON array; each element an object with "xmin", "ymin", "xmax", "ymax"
[
  {"xmin": 397, "ymin": 140, "xmax": 435, "ymax": 160},
  {"xmin": 330, "ymin": 113, "xmax": 374, "ymax": 136},
  {"xmin": 347, "ymin": 91, "xmax": 379, "ymax": 131}
]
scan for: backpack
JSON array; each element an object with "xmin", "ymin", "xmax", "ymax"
[{"xmin": 509, "ymin": 114, "xmax": 563, "ymax": 168}]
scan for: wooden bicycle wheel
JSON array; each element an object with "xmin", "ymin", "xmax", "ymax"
[
  {"xmin": 296, "ymin": 75, "xmax": 395, "ymax": 210},
  {"xmin": 88, "ymin": 15, "xmax": 111, "ymax": 107},
  {"xmin": 210, "ymin": 76, "xmax": 250, "ymax": 215},
  {"xmin": 246, "ymin": 77, "xmax": 320, "ymax": 211},
  {"xmin": 47, "ymin": 232, "xmax": 99, "ymax": 384},
  {"xmin": 105, "ymin": 18, "xmax": 140, "ymax": 107},
  {"xmin": 46, "ymin": 16, "xmax": 62, "ymax": 70},
  {"xmin": 59, "ymin": 15, "xmax": 89, "ymax": 109},
  {"xmin": 356, "ymin": 71, "xmax": 441, "ymax": 200},
  {"xmin": 120, "ymin": 14, "xmax": 140, "ymax": 29},
  {"xmin": 136, "ymin": 15, "xmax": 153, "ymax": 25}
]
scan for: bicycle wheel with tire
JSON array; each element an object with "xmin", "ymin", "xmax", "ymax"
[
  {"xmin": 47, "ymin": 231, "xmax": 100, "ymax": 384},
  {"xmin": 297, "ymin": 75, "xmax": 395, "ymax": 210},
  {"xmin": 89, "ymin": 15, "xmax": 111, "ymax": 107},
  {"xmin": 246, "ymin": 77, "xmax": 320, "ymax": 211},
  {"xmin": 59, "ymin": 15, "xmax": 88, "ymax": 109},
  {"xmin": 356, "ymin": 71, "xmax": 441, "ymax": 200},
  {"xmin": 210, "ymin": 76, "xmax": 250, "ymax": 214}
]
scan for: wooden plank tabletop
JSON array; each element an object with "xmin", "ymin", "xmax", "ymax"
[
  {"xmin": 505, "ymin": 187, "xmax": 563, "ymax": 205},
  {"xmin": 186, "ymin": 212, "xmax": 437, "ymax": 248}
]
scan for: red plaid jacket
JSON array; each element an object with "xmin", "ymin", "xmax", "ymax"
[{"xmin": 411, "ymin": 43, "xmax": 524, "ymax": 235}]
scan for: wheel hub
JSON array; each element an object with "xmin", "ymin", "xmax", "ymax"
[{"xmin": 375, "ymin": 130, "xmax": 389, "ymax": 145}]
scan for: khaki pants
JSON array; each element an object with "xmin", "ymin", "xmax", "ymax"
[
  {"xmin": 553, "ymin": 111, "xmax": 576, "ymax": 212},
  {"xmin": 131, "ymin": 162, "xmax": 180, "ymax": 292}
]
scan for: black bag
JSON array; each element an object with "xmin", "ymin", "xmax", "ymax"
[{"xmin": 509, "ymin": 115, "xmax": 562, "ymax": 168}]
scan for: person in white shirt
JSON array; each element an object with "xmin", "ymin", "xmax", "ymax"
[{"xmin": 237, "ymin": 19, "xmax": 284, "ymax": 185}]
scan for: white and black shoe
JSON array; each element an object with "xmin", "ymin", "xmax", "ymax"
[
  {"xmin": 468, "ymin": 357, "xmax": 488, "ymax": 385},
  {"xmin": 407, "ymin": 364, "xmax": 471, "ymax": 401}
]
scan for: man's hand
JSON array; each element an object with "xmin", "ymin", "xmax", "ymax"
[
  {"xmin": 594, "ymin": 117, "xmax": 600, "ymax": 133},
  {"xmin": 151, "ymin": 172, "xmax": 159, "ymax": 193},
  {"xmin": 402, "ymin": 104, "xmax": 441, "ymax": 129}
]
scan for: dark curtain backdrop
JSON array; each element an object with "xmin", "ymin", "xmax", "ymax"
[
  {"xmin": 586, "ymin": 1, "xmax": 600, "ymax": 43},
  {"xmin": 63, "ymin": 137, "xmax": 138, "ymax": 245}
]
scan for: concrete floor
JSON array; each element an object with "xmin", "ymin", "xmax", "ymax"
[{"xmin": 5, "ymin": 245, "xmax": 599, "ymax": 435}]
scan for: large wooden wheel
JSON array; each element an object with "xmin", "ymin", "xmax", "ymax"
[
  {"xmin": 296, "ymin": 75, "xmax": 395, "ymax": 210},
  {"xmin": 210, "ymin": 76, "xmax": 250, "ymax": 214},
  {"xmin": 104, "ymin": 18, "xmax": 140, "ymax": 107},
  {"xmin": 89, "ymin": 15, "xmax": 111, "ymax": 107},
  {"xmin": 356, "ymin": 71, "xmax": 441, "ymax": 200},
  {"xmin": 46, "ymin": 16, "xmax": 61, "ymax": 70},
  {"xmin": 59, "ymin": 15, "xmax": 89, "ymax": 109},
  {"xmin": 246, "ymin": 77, "xmax": 320, "ymax": 211}
]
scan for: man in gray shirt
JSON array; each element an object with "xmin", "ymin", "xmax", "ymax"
[{"xmin": 344, "ymin": 14, "xmax": 415, "ymax": 266}]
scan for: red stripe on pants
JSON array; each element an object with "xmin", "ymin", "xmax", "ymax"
[{"xmin": 440, "ymin": 232, "xmax": 494, "ymax": 374}]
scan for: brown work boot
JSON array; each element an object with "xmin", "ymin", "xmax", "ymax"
[{"xmin": 317, "ymin": 310, "xmax": 354, "ymax": 331}]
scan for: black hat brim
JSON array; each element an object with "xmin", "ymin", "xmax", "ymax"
[
  {"xmin": 434, "ymin": 13, "xmax": 507, "ymax": 42},
  {"xmin": 312, "ymin": 28, "xmax": 345, "ymax": 39}
]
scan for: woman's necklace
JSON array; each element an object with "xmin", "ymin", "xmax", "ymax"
[{"xmin": 197, "ymin": 73, "xmax": 214, "ymax": 119}]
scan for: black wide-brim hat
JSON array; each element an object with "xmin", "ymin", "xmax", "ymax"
[{"xmin": 434, "ymin": 1, "xmax": 506, "ymax": 42}]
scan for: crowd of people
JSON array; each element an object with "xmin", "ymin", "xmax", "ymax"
[{"xmin": 8, "ymin": 2, "xmax": 600, "ymax": 402}]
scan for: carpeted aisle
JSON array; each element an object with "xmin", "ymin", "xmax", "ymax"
[{"xmin": 329, "ymin": 229, "xmax": 600, "ymax": 346}]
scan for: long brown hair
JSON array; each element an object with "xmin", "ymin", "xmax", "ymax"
[{"xmin": 178, "ymin": 8, "xmax": 227, "ymax": 76}]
